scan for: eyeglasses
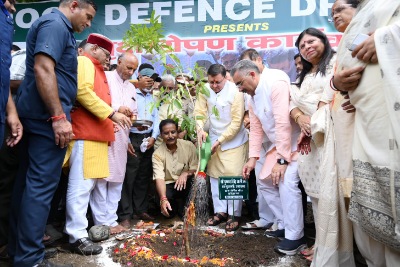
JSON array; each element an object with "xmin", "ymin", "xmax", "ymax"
[
  {"xmin": 98, "ymin": 46, "xmax": 110, "ymax": 58},
  {"xmin": 328, "ymin": 4, "xmax": 352, "ymax": 23},
  {"xmin": 235, "ymin": 73, "xmax": 249, "ymax": 89}
]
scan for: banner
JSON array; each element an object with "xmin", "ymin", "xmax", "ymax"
[{"xmin": 14, "ymin": 0, "xmax": 340, "ymax": 81}]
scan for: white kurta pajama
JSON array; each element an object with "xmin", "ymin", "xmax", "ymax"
[
  {"xmin": 90, "ymin": 70, "xmax": 137, "ymax": 227},
  {"xmin": 252, "ymin": 66, "xmax": 288, "ymax": 227},
  {"xmin": 249, "ymin": 68, "xmax": 303, "ymax": 241},
  {"xmin": 335, "ymin": 0, "xmax": 400, "ymax": 265},
  {"xmin": 194, "ymin": 81, "xmax": 248, "ymax": 217}
]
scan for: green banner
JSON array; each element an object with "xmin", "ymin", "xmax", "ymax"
[{"xmin": 13, "ymin": 0, "xmax": 340, "ymax": 81}]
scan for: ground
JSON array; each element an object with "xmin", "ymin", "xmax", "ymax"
[{"xmin": 0, "ymin": 214, "xmax": 311, "ymax": 267}]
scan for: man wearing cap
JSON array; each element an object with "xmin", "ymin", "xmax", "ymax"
[
  {"xmin": 118, "ymin": 64, "xmax": 160, "ymax": 227},
  {"xmin": 9, "ymin": 1, "xmax": 97, "ymax": 266},
  {"xmin": 63, "ymin": 33, "xmax": 132, "ymax": 256}
]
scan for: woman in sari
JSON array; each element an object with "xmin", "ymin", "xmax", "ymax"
[
  {"xmin": 289, "ymin": 27, "xmax": 336, "ymax": 262},
  {"xmin": 303, "ymin": 1, "xmax": 360, "ymax": 266},
  {"xmin": 332, "ymin": 0, "xmax": 400, "ymax": 265}
]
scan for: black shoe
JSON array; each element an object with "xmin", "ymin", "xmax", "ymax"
[
  {"xmin": 274, "ymin": 237, "xmax": 307, "ymax": 256},
  {"xmin": 264, "ymin": 228, "xmax": 285, "ymax": 238},
  {"xmin": 69, "ymin": 237, "xmax": 103, "ymax": 256},
  {"xmin": 36, "ymin": 259, "xmax": 73, "ymax": 267},
  {"xmin": 44, "ymin": 247, "xmax": 58, "ymax": 259}
]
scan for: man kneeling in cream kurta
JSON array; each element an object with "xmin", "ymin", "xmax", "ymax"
[
  {"xmin": 153, "ymin": 119, "xmax": 198, "ymax": 219},
  {"xmin": 194, "ymin": 64, "xmax": 248, "ymax": 232}
]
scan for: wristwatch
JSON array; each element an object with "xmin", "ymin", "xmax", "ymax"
[{"xmin": 277, "ymin": 158, "xmax": 289, "ymax": 165}]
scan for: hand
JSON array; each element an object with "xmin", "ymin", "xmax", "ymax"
[
  {"xmin": 352, "ymin": 32, "xmax": 378, "ymax": 64},
  {"xmin": 147, "ymin": 137, "xmax": 155, "ymax": 149},
  {"xmin": 333, "ymin": 66, "xmax": 364, "ymax": 92},
  {"xmin": 211, "ymin": 140, "xmax": 220, "ymax": 154},
  {"xmin": 174, "ymin": 172, "xmax": 188, "ymax": 191},
  {"xmin": 297, "ymin": 114, "xmax": 311, "ymax": 136},
  {"xmin": 52, "ymin": 119, "xmax": 74, "ymax": 148},
  {"xmin": 243, "ymin": 113, "xmax": 250, "ymax": 129},
  {"xmin": 178, "ymin": 130, "xmax": 187, "ymax": 139},
  {"xmin": 197, "ymin": 129, "xmax": 207, "ymax": 147},
  {"xmin": 113, "ymin": 122, "xmax": 120, "ymax": 133},
  {"xmin": 137, "ymin": 76, "xmax": 154, "ymax": 89},
  {"xmin": 5, "ymin": 113, "xmax": 23, "ymax": 147},
  {"xmin": 271, "ymin": 163, "xmax": 288, "ymax": 186},
  {"xmin": 118, "ymin": 106, "xmax": 133, "ymax": 117},
  {"xmin": 127, "ymin": 143, "xmax": 136, "ymax": 157},
  {"xmin": 242, "ymin": 157, "xmax": 257, "ymax": 179},
  {"xmin": 297, "ymin": 132, "xmax": 311, "ymax": 155},
  {"xmin": 161, "ymin": 200, "xmax": 172, "ymax": 217},
  {"xmin": 110, "ymin": 112, "xmax": 132, "ymax": 130},
  {"xmin": 342, "ymin": 94, "xmax": 356, "ymax": 113}
]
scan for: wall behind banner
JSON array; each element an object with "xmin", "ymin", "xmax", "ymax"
[{"xmin": 14, "ymin": 0, "xmax": 340, "ymax": 81}]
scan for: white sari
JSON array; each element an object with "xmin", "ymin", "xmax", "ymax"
[
  {"xmin": 336, "ymin": 0, "xmax": 400, "ymax": 250},
  {"xmin": 310, "ymin": 105, "xmax": 355, "ymax": 266}
]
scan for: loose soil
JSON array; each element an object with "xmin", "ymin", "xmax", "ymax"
[{"xmin": 110, "ymin": 227, "xmax": 308, "ymax": 267}]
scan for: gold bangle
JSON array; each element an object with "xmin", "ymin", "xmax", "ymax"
[{"xmin": 294, "ymin": 113, "xmax": 302, "ymax": 124}]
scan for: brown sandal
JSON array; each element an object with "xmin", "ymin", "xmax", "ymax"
[
  {"xmin": 207, "ymin": 213, "xmax": 227, "ymax": 226},
  {"xmin": 225, "ymin": 216, "xmax": 241, "ymax": 232}
]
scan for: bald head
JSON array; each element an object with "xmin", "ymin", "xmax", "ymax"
[{"xmin": 117, "ymin": 53, "xmax": 138, "ymax": 81}]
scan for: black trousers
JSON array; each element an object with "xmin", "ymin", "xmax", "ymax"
[
  {"xmin": 164, "ymin": 178, "xmax": 193, "ymax": 219},
  {"xmin": 244, "ymin": 169, "xmax": 259, "ymax": 220},
  {"xmin": 0, "ymin": 126, "xmax": 19, "ymax": 247},
  {"xmin": 118, "ymin": 133, "xmax": 154, "ymax": 221}
]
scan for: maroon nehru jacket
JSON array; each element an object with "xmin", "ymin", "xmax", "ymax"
[{"xmin": 87, "ymin": 33, "xmax": 113, "ymax": 54}]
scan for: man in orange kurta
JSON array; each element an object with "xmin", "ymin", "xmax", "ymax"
[{"xmin": 63, "ymin": 34, "xmax": 131, "ymax": 256}]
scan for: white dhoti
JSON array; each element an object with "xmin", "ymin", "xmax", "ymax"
[
  {"xmin": 90, "ymin": 179, "xmax": 123, "ymax": 227},
  {"xmin": 65, "ymin": 140, "xmax": 98, "ymax": 243}
]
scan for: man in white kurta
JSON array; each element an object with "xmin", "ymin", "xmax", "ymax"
[
  {"xmin": 239, "ymin": 48, "xmax": 276, "ymax": 229},
  {"xmin": 90, "ymin": 53, "xmax": 138, "ymax": 234},
  {"xmin": 231, "ymin": 60, "xmax": 305, "ymax": 255},
  {"xmin": 194, "ymin": 64, "xmax": 248, "ymax": 231}
]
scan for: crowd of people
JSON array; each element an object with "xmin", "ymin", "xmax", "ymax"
[{"xmin": 1, "ymin": 0, "xmax": 400, "ymax": 266}]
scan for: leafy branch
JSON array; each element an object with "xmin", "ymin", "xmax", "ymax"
[{"xmin": 123, "ymin": 11, "xmax": 218, "ymax": 139}]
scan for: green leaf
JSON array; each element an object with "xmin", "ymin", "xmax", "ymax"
[
  {"xmin": 173, "ymin": 99, "xmax": 182, "ymax": 109},
  {"xmin": 200, "ymin": 86, "xmax": 210, "ymax": 97},
  {"xmin": 212, "ymin": 106, "xmax": 220, "ymax": 119},
  {"xmin": 195, "ymin": 115, "xmax": 205, "ymax": 121}
]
